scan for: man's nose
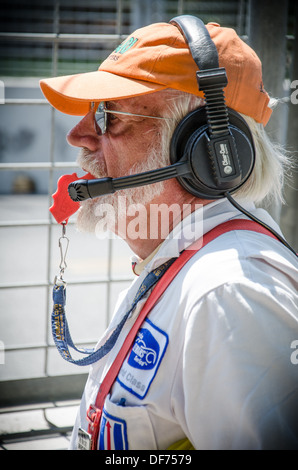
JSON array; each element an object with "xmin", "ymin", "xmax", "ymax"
[{"xmin": 67, "ymin": 110, "xmax": 101, "ymax": 151}]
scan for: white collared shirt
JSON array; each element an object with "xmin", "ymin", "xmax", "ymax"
[{"xmin": 70, "ymin": 199, "xmax": 298, "ymax": 450}]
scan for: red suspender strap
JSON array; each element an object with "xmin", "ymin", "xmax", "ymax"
[{"xmin": 87, "ymin": 219, "xmax": 278, "ymax": 449}]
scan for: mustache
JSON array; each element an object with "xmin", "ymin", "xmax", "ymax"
[
  {"xmin": 76, "ymin": 148, "xmax": 108, "ymax": 179},
  {"xmin": 76, "ymin": 136, "xmax": 170, "ymax": 182}
]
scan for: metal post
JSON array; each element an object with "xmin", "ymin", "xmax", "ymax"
[
  {"xmin": 280, "ymin": 4, "xmax": 298, "ymax": 250},
  {"xmin": 248, "ymin": 0, "xmax": 288, "ymax": 143},
  {"xmin": 248, "ymin": 0, "xmax": 289, "ymax": 222},
  {"xmin": 45, "ymin": 0, "xmax": 60, "ymax": 377}
]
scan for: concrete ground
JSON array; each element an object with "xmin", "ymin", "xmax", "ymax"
[{"xmin": 0, "ymin": 400, "xmax": 79, "ymax": 450}]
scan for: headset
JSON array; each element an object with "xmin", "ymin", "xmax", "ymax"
[
  {"xmin": 68, "ymin": 15, "xmax": 297, "ymax": 256},
  {"xmin": 169, "ymin": 15, "xmax": 255, "ymax": 199}
]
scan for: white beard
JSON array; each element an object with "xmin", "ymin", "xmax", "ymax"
[{"xmin": 75, "ymin": 141, "xmax": 169, "ymax": 237}]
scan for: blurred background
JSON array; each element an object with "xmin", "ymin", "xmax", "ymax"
[{"xmin": 0, "ymin": 0, "xmax": 297, "ymax": 448}]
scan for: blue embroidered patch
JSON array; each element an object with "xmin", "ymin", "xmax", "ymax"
[
  {"xmin": 117, "ymin": 318, "xmax": 168, "ymax": 399},
  {"xmin": 128, "ymin": 327, "xmax": 160, "ymax": 370}
]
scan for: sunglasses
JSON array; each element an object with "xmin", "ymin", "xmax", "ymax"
[{"xmin": 91, "ymin": 101, "xmax": 173, "ymax": 134}]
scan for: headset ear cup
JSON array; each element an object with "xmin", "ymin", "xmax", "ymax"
[{"xmin": 170, "ymin": 107, "xmax": 256, "ymax": 199}]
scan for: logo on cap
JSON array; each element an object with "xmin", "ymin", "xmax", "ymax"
[{"xmin": 108, "ymin": 36, "xmax": 139, "ymax": 61}]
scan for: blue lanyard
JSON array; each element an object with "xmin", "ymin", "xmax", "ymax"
[{"xmin": 51, "ymin": 257, "xmax": 175, "ymax": 367}]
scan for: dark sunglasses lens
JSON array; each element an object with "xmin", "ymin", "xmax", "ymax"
[{"xmin": 94, "ymin": 103, "xmax": 106, "ymax": 133}]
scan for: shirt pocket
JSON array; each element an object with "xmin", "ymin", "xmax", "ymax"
[{"xmin": 98, "ymin": 394, "xmax": 157, "ymax": 450}]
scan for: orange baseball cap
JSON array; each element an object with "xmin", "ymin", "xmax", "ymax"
[{"xmin": 40, "ymin": 20, "xmax": 272, "ymax": 126}]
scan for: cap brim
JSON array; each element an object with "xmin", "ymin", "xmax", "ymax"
[{"xmin": 40, "ymin": 70, "xmax": 167, "ymax": 116}]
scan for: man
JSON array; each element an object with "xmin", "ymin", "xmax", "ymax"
[{"xmin": 40, "ymin": 16, "xmax": 298, "ymax": 450}]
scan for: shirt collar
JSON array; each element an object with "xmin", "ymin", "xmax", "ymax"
[{"xmin": 132, "ymin": 243, "xmax": 162, "ymax": 276}]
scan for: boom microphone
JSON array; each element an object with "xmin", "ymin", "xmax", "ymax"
[
  {"xmin": 68, "ymin": 160, "xmax": 191, "ymax": 202},
  {"xmin": 65, "ymin": 151, "xmax": 298, "ymax": 258}
]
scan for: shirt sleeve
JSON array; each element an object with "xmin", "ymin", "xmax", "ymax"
[{"xmin": 179, "ymin": 280, "xmax": 298, "ymax": 450}]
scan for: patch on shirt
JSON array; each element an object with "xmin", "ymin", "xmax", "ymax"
[
  {"xmin": 98, "ymin": 409, "xmax": 128, "ymax": 450},
  {"xmin": 116, "ymin": 318, "xmax": 168, "ymax": 399}
]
